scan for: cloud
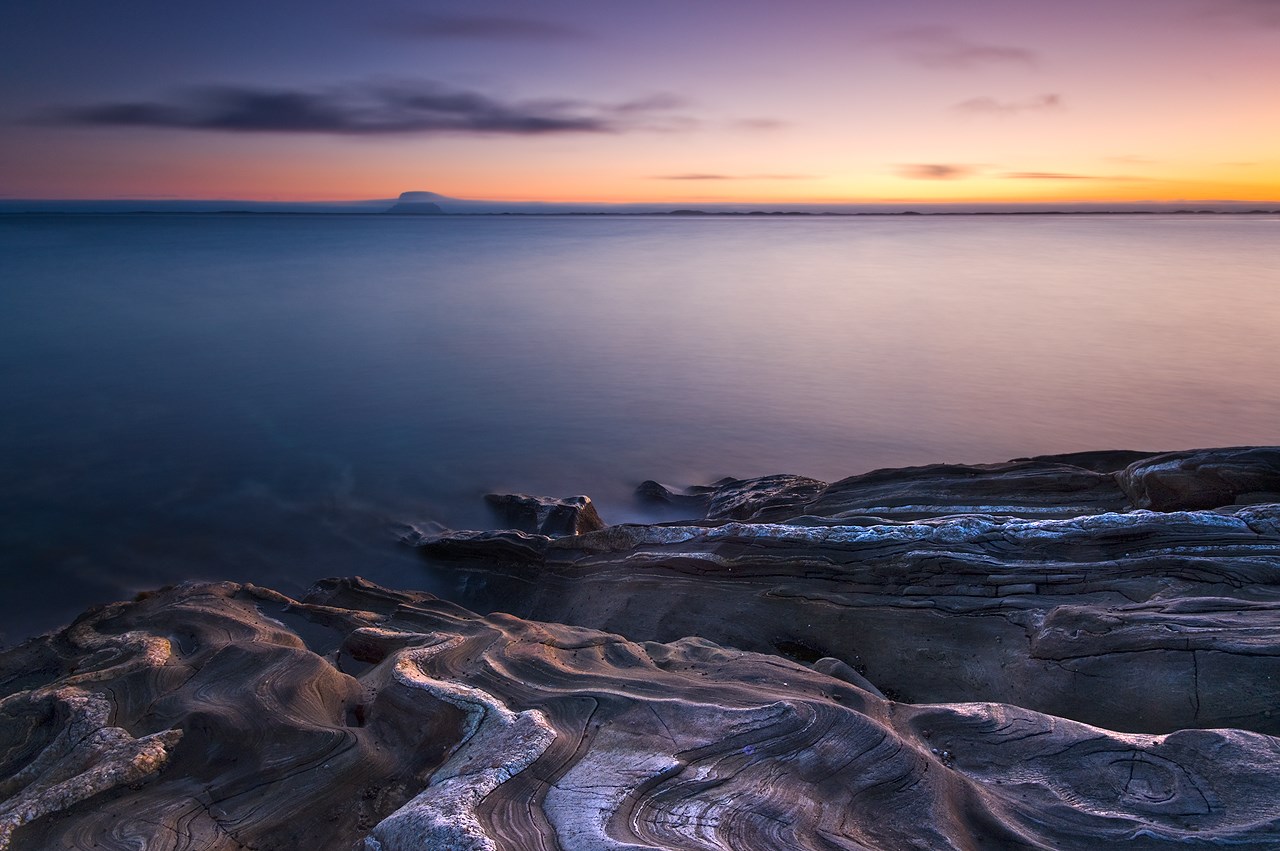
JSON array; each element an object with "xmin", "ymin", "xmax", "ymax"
[
  {"xmin": 954, "ymin": 94, "xmax": 1062, "ymax": 115},
  {"xmin": 888, "ymin": 26, "xmax": 1038, "ymax": 70},
  {"xmin": 378, "ymin": 13, "xmax": 583, "ymax": 40},
  {"xmin": 895, "ymin": 164, "xmax": 1148, "ymax": 182},
  {"xmin": 652, "ymin": 173, "xmax": 814, "ymax": 180},
  {"xmin": 1002, "ymin": 172, "xmax": 1090, "ymax": 180},
  {"xmin": 732, "ymin": 118, "xmax": 788, "ymax": 132},
  {"xmin": 895, "ymin": 163, "xmax": 979, "ymax": 180},
  {"xmin": 1002, "ymin": 172, "xmax": 1148, "ymax": 181},
  {"xmin": 609, "ymin": 93, "xmax": 687, "ymax": 114},
  {"xmin": 1196, "ymin": 0, "xmax": 1280, "ymax": 28},
  {"xmin": 54, "ymin": 81, "xmax": 688, "ymax": 136}
]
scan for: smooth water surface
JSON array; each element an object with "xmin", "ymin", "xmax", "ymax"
[{"xmin": 3, "ymin": 213, "xmax": 1278, "ymax": 640}]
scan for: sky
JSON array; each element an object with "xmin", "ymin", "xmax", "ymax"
[{"xmin": 2, "ymin": 0, "xmax": 1279, "ymax": 206}]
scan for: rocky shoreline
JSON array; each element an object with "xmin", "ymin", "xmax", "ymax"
[{"xmin": 2, "ymin": 447, "xmax": 1279, "ymax": 849}]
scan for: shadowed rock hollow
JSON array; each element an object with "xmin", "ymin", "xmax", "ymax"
[{"xmin": 2, "ymin": 446, "xmax": 1279, "ymax": 849}]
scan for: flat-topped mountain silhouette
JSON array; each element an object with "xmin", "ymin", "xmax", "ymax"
[{"xmin": 384, "ymin": 190, "xmax": 445, "ymax": 215}]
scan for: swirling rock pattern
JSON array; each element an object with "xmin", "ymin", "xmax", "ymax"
[
  {"xmin": 3, "ymin": 578, "xmax": 1280, "ymax": 848},
  {"xmin": 3, "ymin": 446, "xmax": 1280, "ymax": 849}
]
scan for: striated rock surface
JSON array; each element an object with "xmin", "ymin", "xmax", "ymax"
[
  {"xmin": 419, "ymin": 448, "xmax": 1280, "ymax": 735},
  {"xmin": 3, "ymin": 578, "xmax": 1280, "ymax": 849},
  {"xmin": 1117, "ymin": 447, "xmax": 1280, "ymax": 511},
  {"xmin": 640, "ymin": 448, "xmax": 1280, "ymax": 523},
  {"xmin": 4, "ymin": 445, "xmax": 1280, "ymax": 849}
]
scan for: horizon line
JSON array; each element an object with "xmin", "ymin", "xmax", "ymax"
[{"xmin": 4, "ymin": 194, "xmax": 1280, "ymax": 213}]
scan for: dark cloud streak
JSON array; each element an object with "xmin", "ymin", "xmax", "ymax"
[
  {"xmin": 54, "ymin": 81, "xmax": 687, "ymax": 136},
  {"xmin": 732, "ymin": 118, "xmax": 788, "ymax": 131},
  {"xmin": 1003, "ymin": 172, "xmax": 1149, "ymax": 181},
  {"xmin": 1197, "ymin": 0, "xmax": 1280, "ymax": 28},
  {"xmin": 896, "ymin": 163, "xmax": 978, "ymax": 180},
  {"xmin": 652, "ymin": 173, "xmax": 814, "ymax": 180},
  {"xmin": 379, "ymin": 13, "xmax": 583, "ymax": 40},
  {"xmin": 954, "ymin": 94, "xmax": 1062, "ymax": 115},
  {"xmin": 888, "ymin": 27, "xmax": 1038, "ymax": 70}
]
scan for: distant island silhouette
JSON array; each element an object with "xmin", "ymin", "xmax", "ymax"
[
  {"xmin": 1, "ymin": 190, "xmax": 1278, "ymax": 217},
  {"xmin": 383, "ymin": 191, "xmax": 445, "ymax": 215}
]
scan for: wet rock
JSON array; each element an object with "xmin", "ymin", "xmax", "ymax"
[
  {"xmin": 415, "ymin": 529, "xmax": 551, "ymax": 563},
  {"xmin": 4, "ymin": 579, "xmax": 1280, "ymax": 849},
  {"xmin": 643, "ymin": 451, "xmax": 1168, "ymax": 524},
  {"xmin": 0, "ymin": 582, "xmax": 459, "ymax": 851},
  {"xmin": 418, "ymin": 448, "xmax": 1280, "ymax": 735},
  {"xmin": 483, "ymin": 493, "xmax": 605, "ymax": 536},
  {"xmin": 801, "ymin": 457, "xmax": 1134, "ymax": 520},
  {"xmin": 7, "ymin": 446, "xmax": 1280, "ymax": 849},
  {"xmin": 702, "ymin": 474, "xmax": 827, "ymax": 521},
  {"xmin": 1118, "ymin": 446, "xmax": 1280, "ymax": 511},
  {"xmin": 635, "ymin": 479, "xmax": 716, "ymax": 513}
]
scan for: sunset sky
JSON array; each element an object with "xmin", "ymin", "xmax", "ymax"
[{"xmin": 2, "ymin": 0, "xmax": 1279, "ymax": 206}]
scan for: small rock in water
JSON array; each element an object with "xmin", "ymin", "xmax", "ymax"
[{"xmin": 483, "ymin": 493, "xmax": 605, "ymax": 536}]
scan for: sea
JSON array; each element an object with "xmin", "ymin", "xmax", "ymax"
[{"xmin": 2, "ymin": 212, "xmax": 1278, "ymax": 642}]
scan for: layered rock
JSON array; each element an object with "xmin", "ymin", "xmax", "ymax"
[
  {"xmin": 4, "ymin": 579, "xmax": 1280, "ymax": 850},
  {"xmin": 3, "ymin": 445, "xmax": 1280, "ymax": 849},
  {"xmin": 482, "ymin": 493, "xmax": 605, "ymax": 537},
  {"xmin": 420, "ymin": 448, "xmax": 1280, "ymax": 734}
]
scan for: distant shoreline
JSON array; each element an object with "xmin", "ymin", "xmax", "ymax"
[{"xmin": 4, "ymin": 208, "xmax": 1279, "ymax": 217}]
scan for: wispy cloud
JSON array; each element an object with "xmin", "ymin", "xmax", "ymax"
[
  {"xmin": 954, "ymin": 94, "xmax": 1062, "ymax": 116},
  {"xmin": 652, "ymin": 173, "xmax": 814, "ymax": 180},
  {"xmin": 888, "ymin": 27, "xmax": 1038, "ymax": 70},
  {"xmin": 1002, "ymin": 172, "xmax": 1148, "ymax": 181},
  {"xmin": 732, "ymin": 118, "xmax": 788, "ymax": 132},
  {"xmin": 895, "ymin": 164, "xmax": 1149, "ymax": 182},
  {"xmin": 1196, "ymin": 0, "xmax": 1280, "ymax": 28},
  {"xmin": 378, "ymin": 12, "xmax": 583, "ymax": 40},
  {"xmin": 52, "ymin": 81, "xmax": 689, "ymax": 136},
  {"xmin": 895, "ymin": 163, "xmax": 979, "ymax": 180}
]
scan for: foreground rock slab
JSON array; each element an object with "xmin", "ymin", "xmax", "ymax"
[{"xmin": 4, "ymin": 578, "xmax": 1280, "ymax": 850}]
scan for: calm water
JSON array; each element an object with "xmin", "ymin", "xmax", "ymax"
[{"xmin": 2, "ymin": 213, "xmax": 1278, "ymax": 641}]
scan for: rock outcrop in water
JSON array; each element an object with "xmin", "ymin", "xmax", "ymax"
[{"xmin": 2, "ymin": 446, "xmax": 1280, "ymax": 849}]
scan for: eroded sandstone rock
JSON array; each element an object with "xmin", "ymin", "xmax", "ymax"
[
  {"xmin": 4, "ymin": 579, "xmax": 1280, "ymax": 849},
  {"xmin": 6, "ymin": 446, "xmax": 1280, "ymax": 849}
]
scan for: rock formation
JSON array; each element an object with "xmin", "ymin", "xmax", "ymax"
[
  {"xmin": 2, "ymin": 446, "xmax": 1280, "ymax": 849},
  {"xmin": 421, "ymin": 448, "xmax": 1280, "ymax": 735}
]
